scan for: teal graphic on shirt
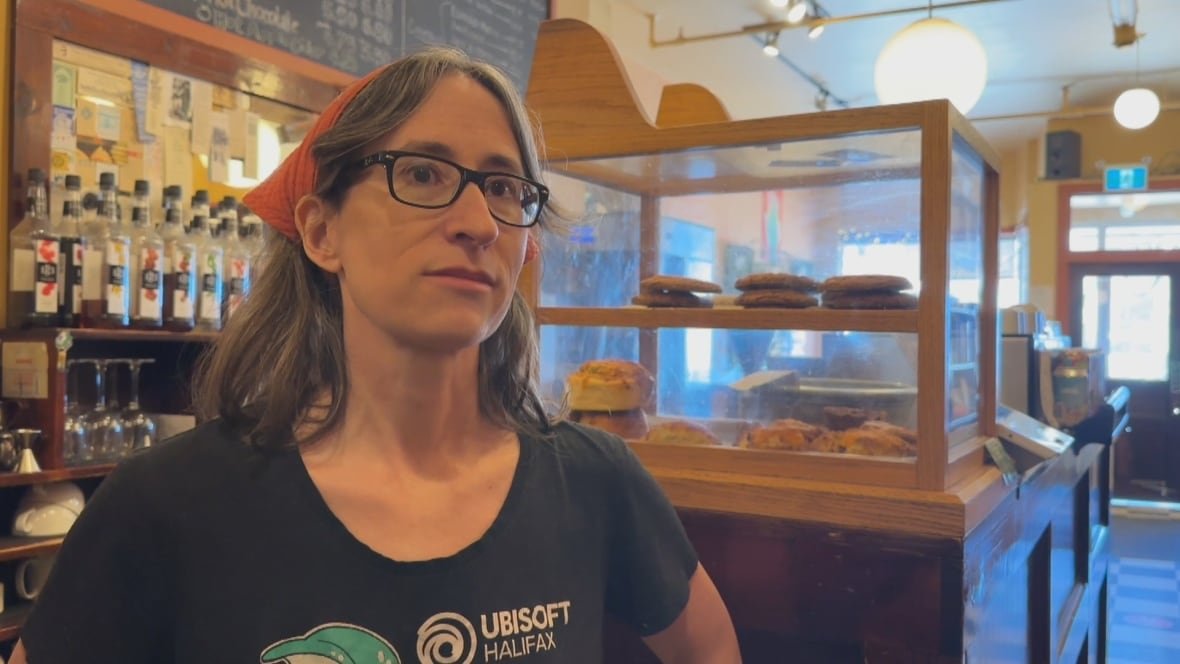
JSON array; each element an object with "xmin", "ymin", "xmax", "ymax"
[{"xmin": 260, "ymin": 623, "xmax": 402, "ymax": 664}]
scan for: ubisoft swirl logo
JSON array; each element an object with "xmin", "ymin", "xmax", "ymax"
[{"xmin": 417, "ymin": 612, "xmax": 477, "ymax": 664}]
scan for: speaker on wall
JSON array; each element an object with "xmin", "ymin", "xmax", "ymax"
[{"xmin": 1044, "ymin": 130, "xmax": 1082, "ymax": 180}]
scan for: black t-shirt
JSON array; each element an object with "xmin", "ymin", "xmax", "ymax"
[{"xmin": 22, "ymin": 420, "xmax": 697, "ymax": 663}]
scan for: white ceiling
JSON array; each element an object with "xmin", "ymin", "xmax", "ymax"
[{"xmin": 589, "ymin": 0, "xmax": 1180, "ymax": 152}]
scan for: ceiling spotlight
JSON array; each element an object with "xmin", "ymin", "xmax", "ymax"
[
  {"xmin": 808, "ymin": 23, "xmax": 825, "ymax": 40},
  {"xmin": 1113, "ymin": 87, "xmax": 1160, "ymax": 129},
  {"xmin": 762, "ymin": 32, "xmax": 781, "ymax": 57},
  {"xmin": 787, "ymin": 0, "xmax": 808, "ymax": 24}
]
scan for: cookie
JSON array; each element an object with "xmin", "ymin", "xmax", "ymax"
[
  {"xmin": 640, "ymin": 275, "xmax": 722, "ymax": 294},
  {"xmin": 735, "ymin": 289, "xmax": 818, "ymax": 308},
  {"xmin": 823, "ymin": 406, "xmax": 886, "ymax": 430},
  {"xmin": 735, "ymin": 273, "xmax": 819, "ymax": 292},
  {"xmin": 820, "ymin": 275, "xmax": 913, "ymax": 294},
  {"xmin": 821, "ymin": 292, "xmax": 918, "ymax": 310},
  {"xmin": 631, "ymin": 292, "xmax": 712, "ymax": 308}
]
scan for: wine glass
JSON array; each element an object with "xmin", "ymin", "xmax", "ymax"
[
  {"xmin": 81, "ymin": 360, "xmax": 124, "ymax": 463},
  {"xmin": 63, "ymin": 359, "xmax": 92, "ymax": 466},
  {"xmin": 120, "ymin": 358, "xmax": 157, "ymax": 453}
]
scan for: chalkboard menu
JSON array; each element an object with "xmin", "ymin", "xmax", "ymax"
[{"xmin": 141, "ymin": 0, "xmax": 549, "ymax": 91}]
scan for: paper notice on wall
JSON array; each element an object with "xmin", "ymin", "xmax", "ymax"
[
  {"xmin": 51, "ymin": 150, "xmax": 77, "ymax": 178},
  {"xmin": 163, "ymin": 126, "xmax": 193, "ymax": 192},
  {"xmin": 51, "ymin": 106, "xmax": 76, "ymax": 151},
  {"xmin": 209, "ymin": 111, "xmax": 230, "ymax": 184},
  {"xmin": 190, "ymin": 80, "xmax": 214, "ymax": 155},
  {"xmin": 146, "ymin": 67, "xmax": 167, "ymax": 136},
  {"xmin": 228, "ymin": 107, "xmax": 247, "ymax": 158},
  {"xmin": 2, "ymin": 342, "xmax": 50, "ymax": 399},
  {"xmin": 96, "ymin": 105, "xmax": 121, "ymax": 142},
  {"xmin": 164, "ymin": 73, "xmax": 193, "ymax": 129},
  {"xmin": 243, "ymin": 112, "xmax": 260, "ymax": 180},
  {"xmin": 131, "ymin": 61, "xmax": 154, "ymax": 143},
  {"xmin": 52, "ymin": 63, "xmax": 76, "ymax": 108},
  {"xmin": 77, "ymin": 67, "xmax": 134, "ymax": 107}
]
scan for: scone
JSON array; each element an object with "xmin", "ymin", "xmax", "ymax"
[
  {"xmin": 571, "ymin": 409, "xmax": 649, "ymax": 440},
  {"xmin": 740, "ymin": 418, "xmax": 823, "ymax": 451},
  {"xmin": 840, "ymin": 428, "xmax": 914, "ymax": 457},
  {"xmin": 644, "ymin": 421, "xmax": 720, "ymax": 447},
  {"xmin": 567, "ymin": 359, "xmax": 654, "ymax": 412},
  {"xmin": 859, "ymin": 420, "xmax": 918, "ymax": 446}
]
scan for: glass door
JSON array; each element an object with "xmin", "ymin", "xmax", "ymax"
[{"xmin": 1070, "ymin": 263, "xmax": 1180, "ymax": 502}]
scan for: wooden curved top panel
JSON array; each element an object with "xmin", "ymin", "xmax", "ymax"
[{"xmin": 656, "ymin": 83, "xmax": 732, "ymax": 127}]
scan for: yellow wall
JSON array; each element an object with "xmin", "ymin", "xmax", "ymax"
[{"xmin": 1009, "ymin": 108, "xmax": 1180, "ymax": 318}]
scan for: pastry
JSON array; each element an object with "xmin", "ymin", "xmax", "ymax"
[
  {"xmin": 571, "ymin": 408, "xmax": 649, "ymax": 440},
  {"xmin": 631, "ymin": 292, "xmax": 712, "ymax": 308},
  {"xmin": 639, "ymin": 275, "xmax": 723, "ymax": 294},
  {"xmin": 840, "ymin": 428, "xmax": 915, "ymax": 457},
  {"xmin": 823, "ymin": 406, "xmax": 886, "ymax": 430},
  {"xmin": 809, "ymin": 430, "xmax": 846, "ymax": 454},
  {"xmin": 735, "ymin": 289, "xmax": 818, "ymax": 309},
  {"xmin": 822, "ymin": 292, "xmax": 918, "ymax": 310},
  {"xmin": 859, "ymin": 420, "xmax": 918, "ymax": 446},
  {"xmin": 820, "ymin": 275, "xmax": 913, "ymax": 294},
  {"xmin": 735, "ymin": 273, "xmax": 820, "ymax": 292},
  {"xmin": 739, "ymin": 418, "xmax": 823, "ymax": 451},
  {"xmin": 566, "ymin": 359, "xmax": 654, "ymax": 412},
  {"xmin": 643, "ymin": 421, "xmax": 720, "ymax": 447}
]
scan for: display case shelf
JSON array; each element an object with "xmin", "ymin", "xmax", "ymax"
[
  {"xmin": 536, "ymin": 307, "xmax": 919, "ymax": 333},
  {"xmin": 0, "ymin": 536, "xmax": 64, "ymax": 563},
  {"xmin": 0, "ymin": 465, "xmax": 116, "ymax": 489},
  {"xmin": 0, "ymin": 603, "xmax": 32, "ymax": 642},
  {"xmin": 2, "ymin": 327, "xmax": 216, "ymax": 344}
]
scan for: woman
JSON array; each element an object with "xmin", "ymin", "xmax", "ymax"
[{"xmin": 14, "ymin": 48, "xmax": 739, "ymax": 663}]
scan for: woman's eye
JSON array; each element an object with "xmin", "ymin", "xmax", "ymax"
[
  {"xmin": 409, "ymin": 166, "xmax": 436, "ymax": 184},
  {"xmin": 487, "ymin": 179, "xmax": 519, "ymax": 199}
]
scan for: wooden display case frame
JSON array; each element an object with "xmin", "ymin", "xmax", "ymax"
[{"xmin": 523, "ymin": 19, "xmax": 1002, "ymax": 492}]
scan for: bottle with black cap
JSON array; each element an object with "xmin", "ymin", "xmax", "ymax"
[
  {"xmin": 57, "ymin": 175, "xmax": 85, "ymax": 327},
  {"xmin": 162, "ymin": 186, "xmax": 197, "ymax": 331},
  {"xmin": 190, "ymin": 191, "xmax": 224, "ymax": 332},
  {"xmin": 80, "ymin": 178, "xmax": 111, "ymax": 326},
  {"xmin": 8, "ymin": 168, "xmax": 59, "ymax": 327},
  {"xmin": 130, "ymin": 180, "xmax": 164, "ymax": 328},
  {"xmin": 218, "ymin": 196, "xmax": 251, "ymax": 321},
  {"xmin": 97, "ymin": 172, "xmax": 130, "ymax": 328}
]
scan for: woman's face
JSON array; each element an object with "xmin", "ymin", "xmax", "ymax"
[{"xmin": 322, "ymin": 73, "xmax": 533, "ymax": 353}]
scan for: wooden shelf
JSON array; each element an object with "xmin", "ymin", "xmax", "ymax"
[
  {"xmin": 0, "ymin": 327, "xmax": 217, "ymax": 344},
  {"xmin": 537, "ymin": 306, "xmax": 919, "ymax": 333},
  {"xmin": 0, "ymin": 465, "xmax": 116, "ymax": 489},
  {"xmin": 0, "ymin": 603, "xmax": 32, "ymax": 642},
  {"xmin": 0, "ymin": 536, "xmax": 64, "ymax": 563}
]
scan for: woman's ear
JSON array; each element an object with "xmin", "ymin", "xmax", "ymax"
[
  {"xmin": 294, "ymin": 195, "xmax": 342, "ymax": 274},
  {"xmin": 523, "ymin": 233, "xmax": 540, "ymax": 264}
]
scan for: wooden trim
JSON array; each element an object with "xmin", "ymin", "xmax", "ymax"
[
  {"xmin": 0, "ymin": 536, "xmax": 65, "ymax": 563},
  {"xmin": 655, "ymin": 83, "xmax": 732, "ymax": 127},
  {"xmin": 0, "ymin": 0, "xmax": 11, "ymax": 325},
  {"xmin": 980, "ymin": 162, "xmax": 1000, "ymax": 440},
  {"xmin": 1055, "ymin": 176, "xmax": 1180, "ymax": 335},
  {"xmin": 0, "ymin": 464, "xmax": 115, "ymax": 488},
  {"xmin": 946, "ymin": 436, "xmax": 988, "ymax": 490},
  {"xmin": 1066, "ymin": 250, "xmax": 1180, "ymax": 265},
  {"xmin": 648, "ymin": 466, "xmax": 966, "ymax": 538},
  {"xmin": 950, "ymin": 107, "xmax": 1002, "ymax": 173},
  {"xmin": 917, "ymin": 102, "xmax": 952, "ymax": 491},
  {"xmin": 638, "ymin": 195, "xmax": 660, "ymax": 400},
  {"xmin": 633, "ymin": 441, "xmax": 918, "ymax": 489},
  {"xmin": 0, "ymin": 603, "xmax": 32, "ymax": 643},
  {"xmin": 537, "ymin": 307, "xmax": 920, "ymax": 332},
  {"xmin": 18, "ymin": 0, "xmax": 342, "ymax": 113}
]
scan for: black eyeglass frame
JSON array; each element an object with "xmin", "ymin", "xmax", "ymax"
[{"xmin": 351, "ymin": 150, "xmax": 550, "ymax": 228}]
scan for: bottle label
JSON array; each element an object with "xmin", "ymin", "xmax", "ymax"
[
  {"xmin": 170, "ymin": 247, "xmax": 195, "ymax": 320},
  {"xmin": 199, "ymin": 250, "xmax": 223, "ymax": 324},
  {"xmin": 104, "ymin": 240, "xmax": 130, "ymax": 316},
  {"xmin": 70, "ymin": 242, "xmax": 84, "ymax": 314},
  {"xmin": 226, "ymin": 257, "xmax": 250, "ymax": 316},
  {"xmin": 10, "ymin": 248, "xmax": 34, "ymax": 292},
  {"xmin": 82, "ymin": 247, "xmax": 103, "ymax": 300},
  {"xmin": 34, "ymin": 238, "xmax": 60, "ymax": 315},
  {"xmin": 136, "ymin": 246, "xmax": 162, "ymax": 321}
]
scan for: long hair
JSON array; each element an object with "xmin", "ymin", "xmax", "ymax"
[{"xmin": 193, "ymin": 47, "xmax": 557, "ymax": 451}]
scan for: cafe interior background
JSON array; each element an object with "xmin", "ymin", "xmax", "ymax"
[{"xmin": 0, "ymin": 0, "xmax": 1179, "ymax": 661}]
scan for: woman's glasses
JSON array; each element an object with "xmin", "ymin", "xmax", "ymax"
[{"xmin": 352, "ymin": 151, "xmax": 548, "ymax": 228}]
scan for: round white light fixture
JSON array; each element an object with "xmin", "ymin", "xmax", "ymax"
[
  {"xmin": 874, "ymin": 17, "xmax": 988, "ymax": 114},
  {"xmin": 763, "ymin": 42, "xmax": 780, "ymax": 57},
  {"xmin": 1113, "ymin": 87, "xmax": 1160, "ymax": 129},
  {"xmin": 787, "ymin": 1, "xmax": 808, "ymax": 24}
]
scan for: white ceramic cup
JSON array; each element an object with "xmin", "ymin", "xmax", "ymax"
[{"xmin": 15, "ymin": 555, "xmax": 56, "ymax": 601}]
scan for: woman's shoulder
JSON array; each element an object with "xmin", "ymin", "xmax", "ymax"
[{"xmin": 533, "ymin": 420, "xmax": 639, "ymax": 476}]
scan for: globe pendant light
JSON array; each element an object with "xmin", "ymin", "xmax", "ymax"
[
  {"xmin": 874, "ymin": 16, "xmax": 988, "ymax": 114},
  {"xmin": 1113, "ymin": 87, "xmax": 1160, "ymax": 129}
]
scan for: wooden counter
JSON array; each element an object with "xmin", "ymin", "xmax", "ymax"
[{"xmin": 605, "ymin": 429, "xmax": 1115, "ymax": 663}]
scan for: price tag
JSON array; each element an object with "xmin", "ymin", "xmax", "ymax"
[{"xmin": 984, "ymin": 437, "xmax": 1019, "ymax": 486}]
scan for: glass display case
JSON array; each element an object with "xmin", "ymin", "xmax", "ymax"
[{"xmin": 524, "ymin": 19, "xmax": 1000, "ymax": 490}]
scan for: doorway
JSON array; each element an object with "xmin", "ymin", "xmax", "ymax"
[{"xmin": 1069, "ymin": 263, "xmax": 1180, "ymax": 501}]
